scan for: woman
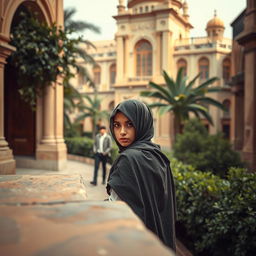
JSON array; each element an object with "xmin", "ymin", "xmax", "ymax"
[{"xmin": 106, "ymin": 99, "xmax": 176, "ymax": 251}]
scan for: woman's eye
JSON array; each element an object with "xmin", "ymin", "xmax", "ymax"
[
  {"xmin": 127, "ymin": 122, "xmax": 133, "ymax": 127},
  {"xmin": 113, "ymin": 123, "xmax": 119, "ymax": 128}
]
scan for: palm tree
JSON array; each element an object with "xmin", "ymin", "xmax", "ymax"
[
  {"xmin": 64, "ymin": 7, "xmax": 101, "ymax": 136},
  {"xmin": 64, "ymin": 7, "xmax": 100, "ymax": 88},
  {"xmin": 140, "ymin": 67, "xmax": 225, "ymax": 142},
  {"xmin": 75, "ymin": 94, "xmax": 109, "ymax": 139}
]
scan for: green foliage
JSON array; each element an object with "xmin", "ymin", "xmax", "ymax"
[
  {"xmin": 173, "ymin": 119, "xmax": 244, "ymax": 177},
  {"xmin": 75, "ymin": 94, "xmax": 110, "ymax": 138},
  {"xmin": 65, "ymin": 137, "xmax": 94, "ymax": 158},
  {"xmin": 9, "ymin": 12, "xmax": 82, "ymax": 107},
  {"xmin": 170, "ymin": 158, "xmax": 256, "ymax": 256},
  {"xmin": 65, "ymin": 136, "xmax": 119, "ymax": 164},
  {"xmin": 199, "ymin": 168, "xmax": 256, "ymax": 256},
  {"xmin": 141, "ymin": 67, "xmax": 225, "ymax": 136}
]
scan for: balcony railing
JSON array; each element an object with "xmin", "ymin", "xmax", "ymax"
[{"xmin": 174, "ymin": 37, "xmax": 232, "ymax": 51}]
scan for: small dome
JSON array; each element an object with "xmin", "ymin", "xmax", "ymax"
[{"xmin": 206, "ymin": 10, "xmax": 224, "ymax": 29}]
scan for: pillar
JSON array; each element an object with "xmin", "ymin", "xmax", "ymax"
[
  {"xmin": 116, "ymin": 35, "xmax": 124, "ymax": 84},
  {"xmin": 237, "ymin": 0, "xmax": 256, "ymax": 170},
  {"xmin": 0, "ymin": 42, "xmax": 16, "ymax": 174}
]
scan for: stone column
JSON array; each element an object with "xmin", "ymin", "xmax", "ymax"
[
  {"xmin": 162, "ymin": 31, "xmax": 173, "ymax": 74},
  {"xmin": 237, "ymin": 0, "xmax": 256, "ymax": 170},
  {"xmin": 155, "ymin": 32, "xmax": 162, "ymax": 77},
  {"xmin": 36, "ymin": 83, "xmax": 67, "ymax": 171},
  {"xmin": 116, "ymin": 35, "xmax": 124, "ymax": 84},
  {"xmin": 41, "ymin": 85, "xmax": 56, "ymax": 144},
  {"xmin": 230, "ymin": 81, "xmax": 244, "ymax": 151},
  {"xmin": 0, "ymin": 42, "xmax": 15, "ymax": 174}
]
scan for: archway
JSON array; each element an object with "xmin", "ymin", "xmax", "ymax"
[{"xmin": 4, "ymin": 3, "xmax": 46, "ymax": 156}]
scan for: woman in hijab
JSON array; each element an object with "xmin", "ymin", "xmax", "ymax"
[{"xmin": 106, "ymin": 99, "xmax": 177, "ymax": 252}]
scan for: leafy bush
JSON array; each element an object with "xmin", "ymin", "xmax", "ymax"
[
  {"xmin": 65, "ymin": 137, "xmax": 94, "ymax": 158},
  {"xmin": 198, "ymin": 168, "xmax": 256, "ymax": 256},
  {"xmin": 173, "ymin": 119, "xmax": 244, "ymax": 177},
  {"xmin": 65, "ymin": 136, "xmax": 119, "ymax": 163},
  {"xmin": 170, "ymin": 158, "xmax": 256, "ymax": 256}
]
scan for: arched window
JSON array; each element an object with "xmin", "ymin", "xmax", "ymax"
[
  {"xmin": 109, "ymin": 63, "xmax": 116, "ymax": 85},
  {"xmin": 135, "ymin": 40, "xmax": 152, "ymax": 77},
  {"xmin": 198, "ymin": 57, "xmax": 209, "ymax": 80},
  {"xmin": 177, "ymin": 58, "xmax": 187, "ymax": 76},
  {"xmin": 222, "ymin": 99, "xmax": 231, "ymax": 139},
  {"xmin": 93, "ymin": 65, "xmax": 101, "ymax": 85},
  {"xmin": 222, "ymin": 57, "xmax": 231, "ymax": 83},
  {"xmin": 223, "ymin": 99, "xmax": 231, "ymax": 118}
]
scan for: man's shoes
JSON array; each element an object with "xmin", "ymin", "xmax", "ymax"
[{"xmin": 90, "ymin": 181, "xmax": 97, "ymax": 186}]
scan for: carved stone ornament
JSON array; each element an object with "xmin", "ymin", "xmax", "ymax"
[{"xmin": 131, "ymin": 22, "xmax": 155, "ymax": 32}]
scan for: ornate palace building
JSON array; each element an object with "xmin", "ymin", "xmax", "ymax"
[{"xmin": 73, "ymin": 0, "xmax": 233, "ymax": 150}]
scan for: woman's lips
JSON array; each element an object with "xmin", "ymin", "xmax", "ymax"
[{"xmin": 119, "ymin": 138, "xmax": 129, "ymax": 143}]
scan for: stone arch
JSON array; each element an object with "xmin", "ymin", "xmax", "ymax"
[
  {"xmin": 130, "ymin": 35, "xmax": 155, "ymax": 52},
  {"xmin": 2, "ymin": 0, "xmax": 54, "ymax": 38}
]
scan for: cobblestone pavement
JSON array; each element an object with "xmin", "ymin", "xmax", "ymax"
[{"xmin": 16, "ymin": 160, "xmax": 109, "ymax": 201}]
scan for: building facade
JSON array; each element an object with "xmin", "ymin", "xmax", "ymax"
[
  {"xmin": 230, "ymin": 0, "xmax": 256, "ymax": 170},
  {"xmin": 0, "ymin": 0, "xmax": 67, "ymax": 174},
  {"xmin": 74, "ymin": 0, "xmax": 232, "ymax": 150}
]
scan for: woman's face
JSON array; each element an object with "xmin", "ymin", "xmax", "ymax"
[{"xmin": 113, "ymin": 112, "xmax": 136, "ymax": 147}]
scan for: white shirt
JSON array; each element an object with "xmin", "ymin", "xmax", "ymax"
[
  {"xmin": 109, "ymin": 189, "xmax": 121, "ymax": 201},
  {"xmin": 98, "ymin": 133, "xmax": 107, "ymax": 153}
]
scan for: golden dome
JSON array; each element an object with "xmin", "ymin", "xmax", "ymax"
[{"xmin": 206, "ymin": 10, "xmax": 225, "ymax": 29}]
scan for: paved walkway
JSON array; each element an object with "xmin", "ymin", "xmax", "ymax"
[{"xmin": 16, "ymin": 160, "xmax": 108, "ymax": 201}]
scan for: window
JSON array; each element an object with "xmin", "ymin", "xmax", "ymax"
[
  {"xmin": 135, "ymin": 40, "xmax": 152, "ymax": 77},
  {"xmin": 223, "ymin": 99, "xmax": 231, "ymax": 118},
  {"xmin": 109, "ymin": 63, "xmax": 116, "ymax": 85},
  {"xmin": 93, "ymin": 65, "xmax": 101, "ymax": 85},
  {"xmin": 177, "ymin": 58, "xmax": 187, "ymax": 76},
  {"xmin": 78, "ymin": 73, "xmax": 86, "ymax": 86},
  {"xmin": 222, "ymin": 57, "xmax": 231, "ymax": 83},
  {"xmin": 198, "ymin": 57, "xmax": 209, "ymax": 80}
]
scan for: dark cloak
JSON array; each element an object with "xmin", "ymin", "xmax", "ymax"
[{"xmin": 106, "ymin": 99, "xmax": 177, "ymax": 251}]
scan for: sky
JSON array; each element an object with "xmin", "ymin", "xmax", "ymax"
[{"xmin": 63, "ymin": 0, "xmax": 246, "ymax": 41}]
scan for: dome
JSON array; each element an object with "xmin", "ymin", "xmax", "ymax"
[{"xmin": 206, "ymin": 10, "xmax": 225, "ymax": 29}]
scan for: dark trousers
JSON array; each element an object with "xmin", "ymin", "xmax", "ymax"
[{"xmin": 92, "ymin": 153, "xmax": 107, "ymax": 184}]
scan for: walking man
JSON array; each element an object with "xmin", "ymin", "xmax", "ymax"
[{"xmin": 90, "ymin": 126, "xmax": 112, "ymax": 186}]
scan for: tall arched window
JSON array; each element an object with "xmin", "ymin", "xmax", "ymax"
[
  {"xmin": 177, "ymin": 58, "xmax": 187, "ymax": 76},
  {"xmin": 222, "ymin": 99, "xmax": 231, "ymax": 139},
  {"xmin": 109, "ymin": 63, "xmax": 116, "ymax": 85},
  {"xmin": 198, "ymin": 57, "xmax": 209, "ymax": 80},
  {"xmin": 93, "ymin": 65, "xmax": 101, "ymax": 85},
  {"xmin": 222, "ymin": 57, "xmax": 231, "ymax": 83},
  {"xmin": 135, "ymin": 40, "xmax": 152, "ymax": 77},
  {"xmin": 223, "ymin": 99, "xmax": 231, "ymax": 118}
]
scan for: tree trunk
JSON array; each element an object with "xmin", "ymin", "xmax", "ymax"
[{"xmin": 170, "ymin": 113, "xmax": 182, "ymax": 148}]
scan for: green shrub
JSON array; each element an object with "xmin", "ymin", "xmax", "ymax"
[
  {"xmin": 65, "ymin": 137, "xmax": 94, "ymax": 158},
  {"xmin": 198, "ymin": 168, "xmax": 256, "ymax": 256},
  {"xmin": 173, "ymin": 119, "xmax": 244, "ymax": 177},
  {"xmin": 170, "ymin": 158, "xmax": 256, "ymax": 256},
  {"xmin": 65, "ymin": 136, "xmax": 119, "ymax": 164}
]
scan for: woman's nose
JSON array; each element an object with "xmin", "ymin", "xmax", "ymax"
[{"xmin": 120, "ymin": 126, "xmax": 126, "ymax": 135}]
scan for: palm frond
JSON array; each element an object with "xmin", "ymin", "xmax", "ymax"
[
  {"xmin": 196, "ymin": 97, "xmax": 226, "ymax": 110},
  {"xmin": 162, "ymin": 70, "xmax": 177, "ymax": 96},
  {"xmin": 194, "ymin": 77, "xmax": 219, "ymax": 93}
]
